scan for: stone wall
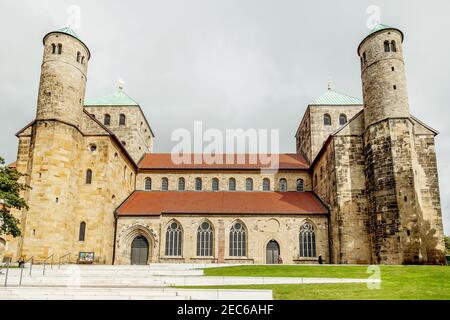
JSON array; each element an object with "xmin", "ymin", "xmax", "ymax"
[{"xmin": 115, "ymin": 215, "xmax": 329, "ymax": 265}]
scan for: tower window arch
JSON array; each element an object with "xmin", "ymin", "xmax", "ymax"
[
  {"xmin": 77, "ymin": 51, "xmax": 81, "ymax": 62},
  {"xmin": 161, "ymin": 177, "xmax": 169, "ymax": 191},
  {"xmin": 78, "ymin": 222, "xmax": 86, "ymax": 241},
  {"xmin": 144, "ymin": 178, "xmax": 152, "ymax": 191},
  {"xmin": 197, "ymin": 221, "xmax": 213, "ymax": 257},
  {"xmin": 363, "ymin": 52, "xmax": 367, "ymax": 64},
  {"xmin": 263, "ymin": 178, "xmax": 270, "ymax": 191},
  {"xmin": 178, "ymin": 177, "xmax": 185, "ymax": 191},
  {"xmin": 119, "ymin": 114, "xmax": 126, "ymax": 126},
  {"xmin": 279, "ymin": 178, "xmax": 287, "ymax": 192},
  {"xmin": 165, "ymin": 221, "xmax": 182, "ymax": 256},
  {"xmin": 229, "ymin": 178, "xmax": 236, "ymax": 191},
  {"xmin": 245, "ymin": 178, "xmax": 253, "ymax": 191},
  {"xmin": 57, "ymin": 44, "xmax": 62, "ymax": 55},
  {"xmin": 51, "ymin": 43, "xmax": 56, "ymax": 54},
  {"xmin": 390, "ymin": 41, "xmax": 397, "ymax": 52},
  {"xmin": 81, "ymin": 56, "xmax": 85, "ymax": 64},
  {"xmin": 324, "ymin": 114, "xmax": 331, "ymax": 126},
  {"xmin": 229, "ymin": 221, "xmax": 247, "ymax": 257},
  {"xmin": 339, "ymin": 114, "xmax": 347, "ymax": 125},
  {"xmin": 299, "ymin": 222, "xmax": 317, "ymax": 258},
  {"xmin": 212, "ymin": 178, "xmax": 219, "ymax": 191},
  {"xmin": 85, "ymin": 169, "xmax": 92, "ymax": 184},
  {"xmin": 384, "ymin": 40, "xmax": 391, "ymax": 52},
  {"xmin": 195, "ymin": 178, "xmax": 202, "ymax": 191},
  {"xmin": 104, "ymin": 114, "xmax": 111, "ymax": 126},
  {"xmin": 296, "ymin": 179, "xmax": 305, "ymax": 192}
]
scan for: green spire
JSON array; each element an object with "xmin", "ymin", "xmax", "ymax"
[
  {"xmin": 85, "ymin": 88, "xmax": 140, "ymax": 106},
  {"xmin": 310, "ymin": 86, "xmax": 362, "ymax": 106},
  {"xmin": 368, "ymin": 23, "xmax": 393, "ymax": 36}
]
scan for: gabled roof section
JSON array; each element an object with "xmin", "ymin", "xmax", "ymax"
[
  {"xmin": 332, "ymin": 110, "xmax": 365, "ymax": 137},
  {"xmin": 310, "ymin": 90, "xmax": 362, "ymax": 106},
  {"xmin": 85, "ymin": 89, "xmax": 139, "ymax": 106},
  {"xmin": 138, "ymin": 153, "xmax": 310, "ymax": 170},
  {"xmin": 116, "ymin": 191, "xmax": 329, "ymax": 216},
  {"xmin": 410, "ymin": 115, "xmax": 439, "ymax": 136}
]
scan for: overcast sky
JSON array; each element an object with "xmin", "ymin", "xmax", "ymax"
[{"xmin": 0, "ymin": 0, "xmax": 449, "ymax": 234}]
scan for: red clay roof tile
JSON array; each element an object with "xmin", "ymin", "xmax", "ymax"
[{"xmin": 117, "ymin": 191, "xmax": 328, "ymax": 216}]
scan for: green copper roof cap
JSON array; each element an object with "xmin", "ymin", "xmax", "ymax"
[
  {"xmin": 358, "ymin": 23, "xmax": 404, "ymax": 55},
  {"xmin": 85, "ymin": 88, "xmax": 140, "ymax": 106},
  {"xmin": 310, "ymin": 89, "xmax": 362, "ymax": 106},
  {"xmin": 43, "ymin": 26, "xmax": 90, "ymax": 59}
]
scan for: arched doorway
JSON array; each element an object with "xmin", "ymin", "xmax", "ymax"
[
  {"xmin": 130, "ymin": 235, "xmax": 149, "ymax": 265},
  {"xmin": 266, "ymin": 240, "xmax": 280, "ymax": 264}
]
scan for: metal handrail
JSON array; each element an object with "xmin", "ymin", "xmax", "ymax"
[
  {"xmin": 3, "ymin": 260, "xmax": 10, "ymax": 287},
  {"xmin": 42, "ymin": 254, "xmax": 54, "ymax": 275},
  {"xmin": 19, "ymin": 256, "xmax": 34, "ymax": 286},
  {"xmin": 58, "ymin": 253, "xmax": 71, "ymax": 269}
]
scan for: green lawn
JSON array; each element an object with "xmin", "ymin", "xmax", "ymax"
[{"xmin": 185, "ymin": 265, "xmax": 450, "ymax": 300}]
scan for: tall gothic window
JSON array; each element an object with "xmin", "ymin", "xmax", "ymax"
[
  {"xmin": 212, "ymin": 178, "xmax": 219, "ymax": 191},
  {"xmin": 165, "ymin": 221, "xmax": 182, "ymax": 256},
  {"xmin": 78, "ymin": 222, "xmax": 86, "ymax": 241},
  {"xmin": 299, "ymin": 222, "xmax": 316, "ymax": 258},
  {"xmin": 178, "ymin": 177, "xmax": 185, "ymax": 191},
  {"xmin": 57, "ymin": 43, "xmax": 62, "ymax": 55},
  {"xmin": 161, "ymin": 177, "xmax": 169, "ymax": 191},
  {"xmin": 384, "ymin": 40, "xmax": 391, "ymax": 52},
  {"xmin": 296, "ymin": 179, "xmax": 304, "ymax": 192},
  {"xmin": 229, "ymin": 222, "xmax": 247, "ymax": 257},
  {"xmin": 246, "ymin": 178, "xmax": 253, "ymax": 191},
  {"xmin": 144, "ymin": 178, "xmax": 152, "ymax": 191},
  {"xmin": 119, "ymin": 114, "xmax": 126, "ymax": 126},
  {"xmin": 104, "ymin": 114, "xmax": 111, "ymax": 126},
  {"xmin": 197, "ymin": 222, "xmax": 213, "ymax": 256},
  {"xmin": 229, "ymin": 178, "xmax": 236, "ymax": 191},
  {"xmin": 263, "ymin": 178, "xmax": 270, "ymax": 191},
  {"xmin": 195, "ymin": 178, "xmax": 202, "ymax": 191},
  {"xmin": 339, "ymin": 114, "xmax": 347, "ymax": 125},
  {"xmin": 85, "ymin": 169, "xmax": 92, "ymax": 184},
  {"xmin": 279, "ymin": 178, "xmax": 287, "ymax": 192},
  {"xmin": 324, "ymin": 114, "xmax": 331, "ymax": 126}
]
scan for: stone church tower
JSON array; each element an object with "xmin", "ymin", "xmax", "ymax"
[
  {"xmin": 18, "ymin": 28, "xmax": 91, "ymax": 259},
  {"xmin": 359, "ymin": 25, "xmax": 445, "ymax": 264}
]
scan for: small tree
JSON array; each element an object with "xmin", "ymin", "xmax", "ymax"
[
  {"xmin": 445, "ymin": 235, "xmax": 450, "ymax": 254},
  {"xmin": 0, "ymin": 157, "xmax": 29, "ymax": 237}
]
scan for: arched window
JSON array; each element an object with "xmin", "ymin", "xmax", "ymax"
[
  {"xmin": 165, "ymin": 221, "xmax": 182, "ymax": 256},
  {"xmin": 263, "ymin": 178, "xmax": 270, "ymax": 191},
  {"xmin": 339, "ymin": 114, "xmax": 347, "ymax": 125},
  {"xmin": 212, "ymin": 178, "xmax": 219, "ymax": 191},
  {"xmin": 178, "ymin": 177, "xmax": 185, "ymax": 191},
  {"xmin": 104, "ymin": 114, "xmax": 111, "ymax": 126},
  {"xmin": 324, "ymin": 114, "xmax": 331, "ymax": 126},
  {"xmin": 390, "ymin": 40, "xmax": 397, "ymax": 52},
  {"xmin": 279, "ymin": 178, "xmax": 287, "ymax": 192},
  {"xmin": 144, "ymin": 178, "xmax": 152, "ymax": 190},
  {"xmin": 195, "ymin": 178, "xmax": 202, "ymax": 191},
  {"xmin": 161, "ymin": 177, "xmax": 169, "ymax": 191},
  {"xmin": 296, "ymin": 179, "xmax": 304, "ymax": 192},
  {"xmin": 229, "ymin": 222, "xmax": 247, "ymax": 257},
  {"xmin": 229, "ymin": 178, "xmax": 236, "ymax": 191},
  {"xmin": 51, "ymin": 43, "xmax": 56, "ymax": 54},
  {"xmin": 197, "ymin": 222, "xmax": 213, "ymax": 256},
  {"xmin": 245, "ymin": 178, "xmax": 253, "ymax": 191},
  {"xmin": 79, "ymin": 222, "xmax": 86, "ymax": 241},
  {"xmin": 85, "ymin": 169, "xmax": 92, "ymax": 184},
  {"xmin": 77, "ymin": 51, "xmax": 81, "ymax": 62},
  {"xmin": 299, "ymin": 222, "xmax": 316, "ymax": 258},
  {"xmin": 81, "ymin": 56, "xmax": 85, "ymax": 64},
  {"xmin": 384, "ymin": 40, "xmax": 390, "ymax": 52},
  {"xmin": 119, "ymin": 114, "xmax": 126, "ymax": 126},
  {"xmin": 57, "ymin": 44, "xmax": 62, "ymax": 55},
  {"xmin": 363, "ymin": 52, "xmax": 367, "ymax": 64}
]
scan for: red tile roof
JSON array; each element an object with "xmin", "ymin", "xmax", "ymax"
[
  {"xmin": 138, "ymin": 154, "xmax": 309, "ymax": 170},
  {"xmin": 116, "ymin": 191, "xmax": 328, "ymax": 216}
]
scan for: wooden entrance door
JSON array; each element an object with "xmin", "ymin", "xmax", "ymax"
[
  {"xmin": 266, "ymin": 240, "xmax": 280, "ymax": 264},
  {"xmin": 131, "ymin": 236, "xmax": 149, "ymax": 265}
]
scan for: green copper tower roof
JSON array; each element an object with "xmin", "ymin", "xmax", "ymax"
[
  {"xmin": 85, "ymin": 88, "xmax": 140, "ymax": 106},
  {"xmin": 310, "ymin": 89, "xmax": 362, "ymax": 106},
  {"xmin": 55, "ymin": 27, "xmax": 80, "ymax": 40},
  {"xmin": 368, "ymin": 24, "xmax": 392, "ymax": 35}
]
